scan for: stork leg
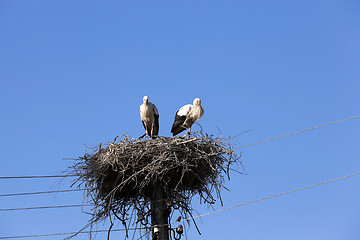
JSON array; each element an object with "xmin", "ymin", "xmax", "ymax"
[
  {"xmin": 150, "ymin": 125, "xmax": 155, "ymax": 139},
  {"xmin": 145, "ymin": 128, "xmax": 151, "ymax": 139},
  {"xmin": 186, "ymin": 127, "xmax": 192, "ymax": 138},
  {"xmin": 139, "ymin": 128, "xmax": 150, "ymax": 139}
]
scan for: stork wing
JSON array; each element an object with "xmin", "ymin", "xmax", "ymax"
[
  {"xmin": 152, "ymin": 104, "xmax": 159, "ymax": 139},
  {"xmin": 152, "ymin": 104, "xmax": 159, "ymax": 117},
  {"xmin": 171, "ymin": 109, "xmax": 187, "ymax": 136}
]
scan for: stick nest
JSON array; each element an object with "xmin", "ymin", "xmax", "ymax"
[{"xmin": 69, "ymin": 131, "xmax": 243, "ymax": 237}]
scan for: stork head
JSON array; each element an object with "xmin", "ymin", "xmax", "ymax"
[
  {"xmin": 143, "ymin": 96, "xmax": 149, "ymax": 104},
  {"xmin": 193, "ymin": 98, "xmax": 201, "ymax": 106}
]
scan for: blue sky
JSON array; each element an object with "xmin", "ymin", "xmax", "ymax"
[{"xmin": 0, "ymin": 1, "xmax": 359, "ymax": 239}]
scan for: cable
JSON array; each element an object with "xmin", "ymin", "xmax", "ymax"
[
  {"xmin": 0, "ymin": 189, "xmax": 84, "ymax": 198},
  {"xmin": 235, "ymin": 114, "xmax": 360, "ymax": 149},
  {"xmin": 0, "ymin": 175, "xmax": 76, "ymax": 180},
  {"xmin": 2, "ymin": 171, "xmax": 359, "ymax": 239},
  {"xmin": 0, "ymin": 204, "xmax": 90, "ymax": 212},
  {"xmin": 0, "ymin": 229, "xmax": 129, "ymax": 239},
  {"xmin": 136, "ymin": 230, "xmax": 151, "ymax": 240},
  {"xmin": 175, "ymin": 171, "xmax": 360, "ymax": 224}
]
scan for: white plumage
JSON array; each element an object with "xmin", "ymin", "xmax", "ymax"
[
  {"xmin": 171, "ymin": 98, "xmax": 204, "ymax": 136},
  {"xmin": 139, "ymin": 96, "xmax": 159, "ymax": 139}
]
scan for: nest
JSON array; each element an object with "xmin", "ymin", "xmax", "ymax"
[{"xmin": 69, "ymin": 131, "xmax": 243, "ymax": 238}]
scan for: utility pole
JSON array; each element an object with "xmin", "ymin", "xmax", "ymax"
[{"xmin": 151, "ymin": 183, "xmax": 170, "ymax": 240}]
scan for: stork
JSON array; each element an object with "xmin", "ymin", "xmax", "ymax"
[
  {"xmin": 139, "ymin": 96, "xmax": 159, "ymax": 139},
  {"xmin": 171, "ymin": 98, "xmax": 204, "ymax": 136}
]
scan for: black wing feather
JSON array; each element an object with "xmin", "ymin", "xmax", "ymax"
[
  {"xmin": 152, "ymin": 112, "xmax": 159, "ymax": 139},
  {"xmin": 171, "ymin": 111, "xmax": 187, "ymax": 136}
]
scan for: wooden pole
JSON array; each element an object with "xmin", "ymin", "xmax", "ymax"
[{"xmin": 151, "ymin": 184, "xmax": 170, "ymax": 240}]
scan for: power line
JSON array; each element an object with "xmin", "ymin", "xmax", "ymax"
[
  {"xmin": 176, "ymin": 171, "xmax": 360, "ymax": 224},
  {"xmin": 0, "ymin": 189, "xmax": 84, "ymax": 198},
  {"xmin": 0, "ymin": 175, "xmax": 76, "ymax": 180},
  {"xmin": 0, "ymin": 204, "xmax": 90, "ymax": 212},
  {"xmin": 0, "ymin": 198, "xmax": 167, "ymax": 211},
  {"xmin": 0, "ymin": 229, "xmax": 128, "ymax": 239},
  {"xmin": 136, "ymin": 230, "xmax": 151, "ymax": 240},
  {"xmin": 2, "ymin": 171, "xmax": 359, "ymax": 239},
  {"xmin": 235, "ymin": 114, "xmax": 360, "ymax": 149}
]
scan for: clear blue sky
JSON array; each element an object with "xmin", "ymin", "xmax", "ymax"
[{"xmin": 1, "ymin": 1, "xmax": 359, "ymax": 239}]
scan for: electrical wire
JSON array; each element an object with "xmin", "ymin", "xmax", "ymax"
[
  {"xmin": 135, "ymin": 230, "xmax": 151, "ymax": 240},
  {"xmin": 0, "ymin": 229, "xmax": 128, "ymax": 239},
  {"xmin": 1, "ymin": 171, "xmax": 359, "ymax": 239},
  {"xmin": 175, "ymin": 171, "xmax": 360, "ymax": 225},
  {"xmin": 235, "ymin": 114, "xmax": 360, "ymax": 149},
  {"xmin": 0, "ymin": 204, "xmax": 90, "ymax": 212},
  {"xmin": 0, "ymin": 175, "xmax": 76, "ymax": 180},
  {"xmin": 0, "ymin": 189, "xmax": 84, "ymax": 198}
]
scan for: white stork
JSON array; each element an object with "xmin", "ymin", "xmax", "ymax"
[
  {"xmin": 139, "ymin": 96, "xmax": 159, "ymax": 139},
  {"xmin": 171, "ymin": 98, "xmax": 204, "ymax": 136}
]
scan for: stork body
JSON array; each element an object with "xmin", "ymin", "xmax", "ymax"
[
  {"xmin": 171, "ymin": 98, "xmax": 204, "ymax": 136},
  {"xmin": 139, "ymin": 96, "xmax": 159, "ymax": 139}
]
